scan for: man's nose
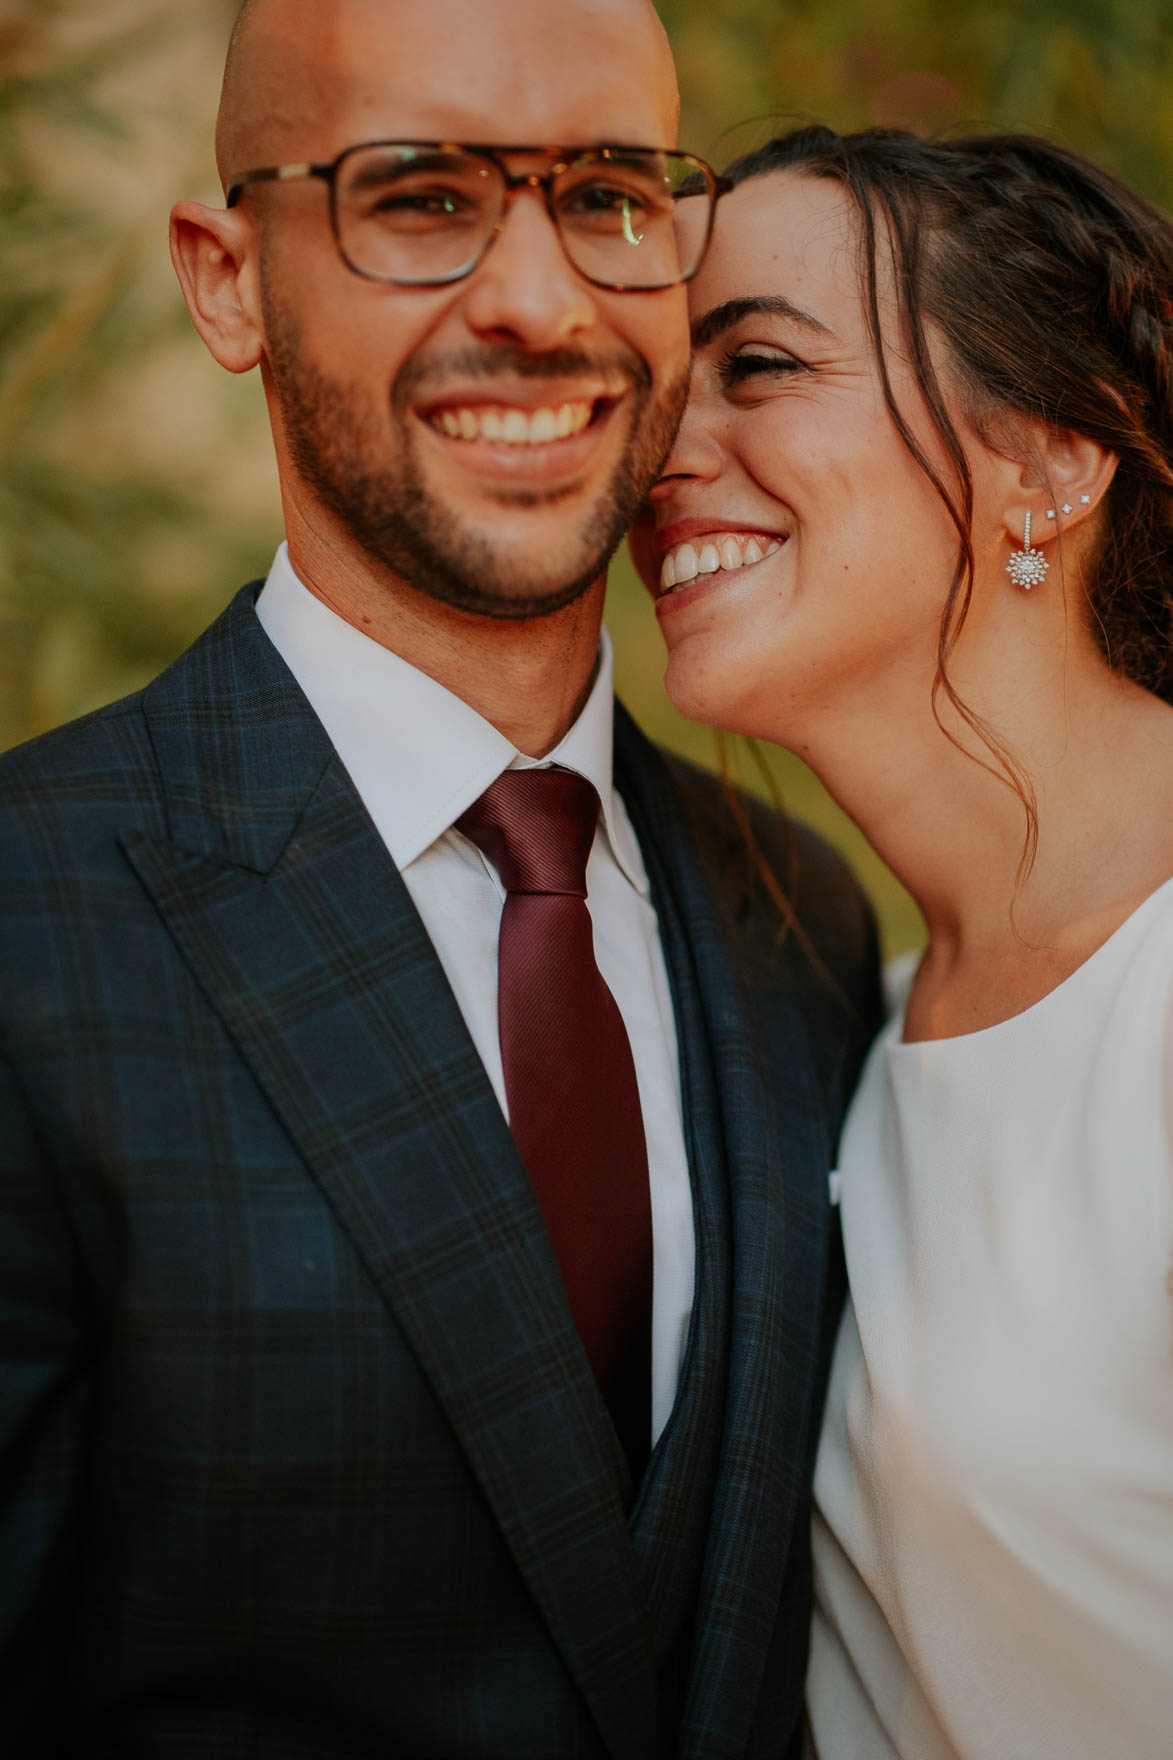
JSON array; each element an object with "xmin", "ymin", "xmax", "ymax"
[{"xmin": 459, "ymin": 189, "xmax": 598, "ymax": 350}]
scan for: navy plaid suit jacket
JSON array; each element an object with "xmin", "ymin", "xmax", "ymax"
[{"xmin": 0, "ymin": 584, "xmax": 881, "ymax": 1758}]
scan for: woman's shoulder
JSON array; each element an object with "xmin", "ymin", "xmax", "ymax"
[
  {"xmin": 903, "ymin": 879, "xmax": 1173, "ymax": 1077},
  {"xmin": 1055, "ymin": 873, "xmax": 1173, "ymax": 1037},
  {"xmin": 1105, "ymin": 875, "xmax": 1173, "ymax": 1051}
]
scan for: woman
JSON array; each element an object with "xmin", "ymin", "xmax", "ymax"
[{"xmin": 634, "ymin": 127, "xmax": 1173, "ymax": 1758}]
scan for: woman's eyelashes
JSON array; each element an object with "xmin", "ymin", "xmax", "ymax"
[{"xmin": 716, "ymin": 345, "xmax": 807, "ymax": 389}]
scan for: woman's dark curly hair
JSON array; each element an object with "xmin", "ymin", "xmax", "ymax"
[{"xmin": 725, "ymin": 126, "xmax": 1173, "ymax": 872}]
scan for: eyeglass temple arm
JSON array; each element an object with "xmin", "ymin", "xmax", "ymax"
[{"xmin": 225, "ymin": 163, "xmax": 333, "ymax": 207}]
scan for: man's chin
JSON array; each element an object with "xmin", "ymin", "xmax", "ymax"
[
  {"xmin": 360, "ymin": 483, "xmax": 627, "ymax": 621},
  {"xmin": 389, "ymin": 541, "xmax": 609, "ymax": 622}
]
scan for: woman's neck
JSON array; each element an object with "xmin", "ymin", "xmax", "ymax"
[{"xmin": 783, "ymin": 640, "xmax": 1173, "ymax": 1038}]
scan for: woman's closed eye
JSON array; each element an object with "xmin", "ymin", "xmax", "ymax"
[{"xmin": 717, "ymin": 345, "xmax": 807, "ymax": 390}]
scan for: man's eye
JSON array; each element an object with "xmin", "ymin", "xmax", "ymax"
[
  {"xmin": 569, "ymin": 184, "xmax": 644, "ymax": 210},
  {"xmin": 561, "ymin": 184, "xmax": 658, "ymax": 229},
  {"xmin": 358, "ymin": 180, "xmax": 489, "ymax": 224},
  {"xmin": 373, "ymin": 191, "xmax": 463, "ymax": 215}
]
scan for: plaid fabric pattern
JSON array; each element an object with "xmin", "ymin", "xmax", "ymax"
[
  {"xmin": 0, "ymin": 585, "xmax": 881, "ymax": 1757},
  {"xmin": 616, "ymin": 720, "xmax": 881, "ymax": 1758}
]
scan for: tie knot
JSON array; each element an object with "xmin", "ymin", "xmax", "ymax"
[{"xmin": 456, "ymin": 768, "xmax": 598, "ymax": 896}]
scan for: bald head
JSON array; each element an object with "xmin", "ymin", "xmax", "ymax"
[{"xmin": 215, "ymin": 0, "xmax": 678, "ymax": 189}]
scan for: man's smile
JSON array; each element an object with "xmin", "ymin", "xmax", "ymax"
[
  {"xmin": 413, "ymin": 381, "xmax": 632, "ymax": 486},
  {"xmin": 428, "ymin": 400, "xmax": 594, "ymax": 444}
]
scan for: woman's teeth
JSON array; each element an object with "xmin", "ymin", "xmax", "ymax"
[
  {"xmin": 659, "ymin": 533, "xmax": 784, "ymax": 593},
  {"xmin": 431, "ymin": 401, "xmax": 594, "ymax": 445}
]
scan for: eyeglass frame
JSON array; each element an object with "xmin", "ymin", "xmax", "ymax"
[{"xmin": 224, "ymin": 138, "xmax": 733, "ymax": 292}]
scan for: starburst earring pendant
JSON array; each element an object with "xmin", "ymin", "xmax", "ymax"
[{"xmin": 1005, "ymin": 510, "xmax": 1049, "ymax": 589}]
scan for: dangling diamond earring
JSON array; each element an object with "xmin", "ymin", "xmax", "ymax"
[{"xmin": 1004, "ymin": 510, "xmax": 1049, "ymax": 590}]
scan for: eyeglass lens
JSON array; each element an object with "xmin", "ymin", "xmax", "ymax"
[{"xmin": 332, "ymin": 145, "xmax": 713, "ymax": 288}]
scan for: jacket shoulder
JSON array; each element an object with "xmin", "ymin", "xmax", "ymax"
[
  {"xmin": 0, "ymin": 687, "xmax": 153, "ymax": 786},
  {"xmin": 0, "ymin": 582, "xmax": 267, "ymax": 839},
  {"xmin": 0, "ymin": 687, "xmax": 167, "ymax": 861}
]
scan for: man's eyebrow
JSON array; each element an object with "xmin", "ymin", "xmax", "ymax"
[{"xmin": 690, "ymin": 295, "xmax": 834, "ymax": 349}]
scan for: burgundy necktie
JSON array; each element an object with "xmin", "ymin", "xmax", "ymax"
[{"xmin": 457, "ymin": 767, "xmax": 653, "ymax": 1480}]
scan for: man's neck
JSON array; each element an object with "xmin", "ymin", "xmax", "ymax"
[{"xmin": 285, "ymin": 527, "xmax": 607, "ymax": 758}]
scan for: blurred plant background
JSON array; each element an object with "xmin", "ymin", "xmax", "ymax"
[{"xmin": 3, "ymin": 0, "xmax": 1172, "ymax": 951}]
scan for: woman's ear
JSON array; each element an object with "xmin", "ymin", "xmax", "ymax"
[
  {"xmin": 1000, "ymin": 422, "xmax": 1118, "ymax": 551},
  {"xmin": 169, "ymin": 201, "xmax": 264, "ymax": 375}
]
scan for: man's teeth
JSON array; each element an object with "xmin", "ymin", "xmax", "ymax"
[
  {"xmin": 659, "ymin": 533, "xmax": 784, "ymax": 592},
  {"xmin": 432, "ymin": 401, "xmax": 594, "ymax": 444}
]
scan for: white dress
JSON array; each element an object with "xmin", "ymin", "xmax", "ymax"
[{"xmin": 807, "ymin": 878, "xmax": 1173, "ymax": 1760}]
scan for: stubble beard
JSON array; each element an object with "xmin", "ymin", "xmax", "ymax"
[{"xmin": 262, "ymin": 292, "xmax": 688, "ymax": 621}]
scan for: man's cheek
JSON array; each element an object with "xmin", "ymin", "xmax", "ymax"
[{"xmin": 627, "ymin": 502, "xmax": 660, "ymax": 599}]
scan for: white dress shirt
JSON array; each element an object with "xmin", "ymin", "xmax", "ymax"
[{"xmin": 255, "ymin": 543, "xmax": 695, "ymax": 1444}]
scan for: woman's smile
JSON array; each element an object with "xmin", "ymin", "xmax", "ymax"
[{"xmin": 654, "ymin": 524, "xmax": 788, "ymax": 611}]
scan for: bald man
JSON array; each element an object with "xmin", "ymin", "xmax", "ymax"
[{"xmin": 0, "ymin": 2, "xmax": 880, "ymax": 1754}]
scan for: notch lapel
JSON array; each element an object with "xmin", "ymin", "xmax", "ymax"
[
  {"xmin": 120, "ymin": 592, "xmax": 659, "ymax": 1760},
  {"xmin": 614, "ymin": 708, "xmax": 836, "ymax": 1756},
  {"xmin": 623, "ymin": 797, "xmax": 730, "ymax": 1660}
]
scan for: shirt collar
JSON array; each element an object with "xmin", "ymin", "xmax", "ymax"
[{"xmin": 254, "ymin": 543, "xmax": 646, "ymax": 891}]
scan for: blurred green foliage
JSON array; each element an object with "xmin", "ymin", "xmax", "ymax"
[
  {"xmin": 0, "ymin": 1, "xmax": 276, "ymax": 742},
  {"xmin": 661, "ymin": 0, "xmax": 1173, "ymax": 200},
  {"xmin": 3, "ymin": 0, "xmax": 1172, "ymax": 952}
]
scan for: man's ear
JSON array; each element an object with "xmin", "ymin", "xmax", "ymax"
[
  {"xmin": 999, "ymin": 422, "xmax": 1118, "ymax": 550},
  {"xmin": 169, "ymin": 201, "xmax": 264, "ymax": 374}
]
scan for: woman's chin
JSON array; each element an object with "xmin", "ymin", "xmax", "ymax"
[{"xmin": 664, "ymin": 653, "xmax": 762, "ymax": 739}]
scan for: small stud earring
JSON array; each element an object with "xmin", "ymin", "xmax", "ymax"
[
  {"xmin": 1046, "ymin": 509, "xmax": 1055, "ymax": 519},
  {"xmin": 1005, "ymin": 509, "xmax": 1049, "ymax": 589},
  {"xmin": 1080, "ymin": 494, "xmax": 1091, "ymax": 505},
  {"xmin": 1061, "ymin": 502, "xmax": 1073, "ymax": 514}
]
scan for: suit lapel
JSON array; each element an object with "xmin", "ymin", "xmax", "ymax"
[
  {"xmin": 614, "ymin": 707, "xmax": 836, "ymax": 1756},
  {"xmin": 121, "ymin": 591, "xmax": 659, "ymax": 1760},
  {"xmin": 622, "ymin": 781, "xmax": 729, "ymax": 1658}
]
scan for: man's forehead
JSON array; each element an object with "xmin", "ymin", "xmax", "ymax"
[{"xmin": 216, "ymin": 0, "xmax": 678, "ymax": 183}]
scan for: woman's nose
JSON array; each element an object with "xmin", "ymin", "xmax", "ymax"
[
  {"xmin": 647, "ymin": 384, "xmax": 725, "ymax": 496},
  {"xmin": 630, "ymin": 379, "xmax": 728, "ymax": 594}
]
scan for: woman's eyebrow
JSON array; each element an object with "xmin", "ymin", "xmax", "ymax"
[{"xmin": 691, "ymin": 295, "xmax": 834, "ymax": 348}]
